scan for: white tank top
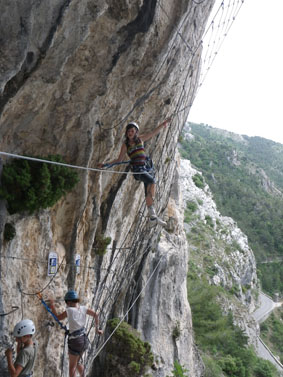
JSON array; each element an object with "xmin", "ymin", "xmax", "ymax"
[{"xmin": 66, "ymin": 305, "xmax": 87, "ymax": 333}]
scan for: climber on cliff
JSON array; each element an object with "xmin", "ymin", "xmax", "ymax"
[
  {"xmin": 5, "ymin": 319, "xmax": 37, "ymax": 377},
  {"xmin": 98, "ymin": 118, "xmax": 171, "ymax": 227},
  {"xmin": 49, "ymin": 290, "xmax": 103, "ymax": 377}
]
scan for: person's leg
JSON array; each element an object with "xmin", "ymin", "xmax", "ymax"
[
  {"xmin": 145, "ymin": 181, "xmax": 166, "ymax": 227},
  {"xmin": 77, "ymin": 362, "xmax": 84, "ymax": 377},
  {"xmin": 69, "ymin": 353, "xmax": 80, "ymax": 377},
  {"xmin": 146, "ymin": 183, "xmax": 155, "ymax": 208},
  {"xmin": 140, "ymin": 170, "xmax": 165, "ymax": 225}
]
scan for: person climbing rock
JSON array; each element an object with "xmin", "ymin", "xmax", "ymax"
[
  {"xmin": 49, "ymin": 290, "xmax": 103, "ymax": 377},
  {"xmin": 5, "ymin": 319, "xmax": 37, "ymax": 377},
  {"xmin": 98, "ymin": 119, "xmax": 170, "ymax": 227}
]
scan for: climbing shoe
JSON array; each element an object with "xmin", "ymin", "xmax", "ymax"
[{"xmin": 149, "ymin": 216, "xmax": 167, "ymax": 227}]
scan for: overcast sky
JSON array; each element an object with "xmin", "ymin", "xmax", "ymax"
[{"xmin": 188, "ymin": 0, "xmax": 283, "ymax": 145}]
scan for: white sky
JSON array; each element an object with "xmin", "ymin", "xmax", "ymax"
[{"xmin": 188, "ymin": 0, "xmax": 283, "ymax": 145}]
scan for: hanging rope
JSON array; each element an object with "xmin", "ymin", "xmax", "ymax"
[
  {"xmin": 18, "ymin": 257, "xmax": 65, "ymax": 296},
  {"xmin": 85, "ymin": 253, "xmax": 165, "ymax": 368},
  {"xmin": 36, "ymin": 293, "xmax": 69, "ymax": 377},
  {"xmin": 0, "ymin": 151, "xmax": 152, "ymax": 176},
  {"xmin": 0, "ymin": 1, "xmax": 245, "ymax": 176},
  {"xmin": 37, "ymin": 293, "xmax": 69, "ymax": 334},
  {"xmin": 0, "ymin": 251, "xmax": 130, "ymax": 269}
]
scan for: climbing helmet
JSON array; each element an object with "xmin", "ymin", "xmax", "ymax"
[
  {"xmin": 13, "ymin": 319, "xmax": 36, "ymax": 337},
  {"xmin": 64, "ymin": 290, "xmax": 79, "ymax": 301},
  {"xmin": 126, "ymin": 122, "xmax": 139, "ymax": 131}
]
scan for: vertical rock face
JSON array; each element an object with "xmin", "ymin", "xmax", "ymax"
[
  {"xmin": 0, "ymin": 1, "xmax": 217, "ymax": 376},
  {"xmin": 129, "ymin": 166, "xmax": 204, "ymax": 377}
]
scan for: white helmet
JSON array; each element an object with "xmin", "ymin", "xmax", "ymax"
[
  {"xmin": 13, "ymin": 319, "xmax": 36, "ymax": 337},
  {"xmin": 126, "ymin": 122, "xmax": 139, "ymax": 131}
]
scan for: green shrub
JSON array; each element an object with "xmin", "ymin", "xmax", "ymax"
[
  {"xmin": 193, "ymin": 173, "xmax": 205, "ymax": 189},
  {"xmin": 172, "ymin": 322, "xmax": 181, "ymax": 340},
  {"xmin": 129, "ymin": 361, "xmax": 140, "ymax": 374},
  {"xmin": 93, "ymin": 234, "xmax": 111, "ymax": 256},
  {"xmin": 105, "ymin": 318, "xmax": 154, "ymax": 377},
  {"xmin": 184, "ymin": 201, "xmax": 198, "ymax": 223},
  {"xmin": 253, "ymin": 358, "xmax": 278, "ymax": 377},
  {"xmin": 202, "ymin": 355, "xmax": 223, "ymax": 377},
  {"xmin": 167, "ymin": 361, "xmax": 189, "ymax": 377},
  {"xmin": 229, "ymin": 285, "xmax": 240, "ymax": 296},
  {"xmin": 205, "ymin": 215, "xmax": 214, "ymax": 228},
  {"xmin": 260, "ymin": 322, "xmax": 268, "ymax": 333},
  {"xmin": 3, "ymin": 223, "xmax": 16, "ymax": 241},
  {"xmin": 0, "ymin": 155, "xmax": 79, "ymax": 214},
  {"xmin": 187, "ymin": 201, "xmax": 198, "ymax": 212},
  {"xmin": 218, "ymin": 355, "xmax": 245, "ymax": 377}
]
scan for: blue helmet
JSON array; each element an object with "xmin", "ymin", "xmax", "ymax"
[{"xmin": 64, "ymin": 290, "xmax": 79, "ymax": 301}]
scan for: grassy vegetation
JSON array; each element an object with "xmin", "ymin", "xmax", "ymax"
[{"xmin": 166, "ymin": 361, "xmax": 189, "ymax": 377}]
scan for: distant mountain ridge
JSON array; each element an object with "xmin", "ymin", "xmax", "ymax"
[{"xmin": 179, "ymin": 122, "xmax": 283, "ymax": 296}]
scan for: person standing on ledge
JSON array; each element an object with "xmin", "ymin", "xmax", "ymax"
[{"xmin": 98, "ymin": 119, "xmax": 171, "ymax": 227}]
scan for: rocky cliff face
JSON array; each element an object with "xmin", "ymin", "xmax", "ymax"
[
  {"xmin": 0, "ymin": 1, "xmax": 260, "ymax": 376},
  {"xmin": 179, "ymin": 157, "xmax": 259, "ymax": 344},
  {"xmin": 0, "ymin": 1, "xmax": 216, "ymax": 376}
]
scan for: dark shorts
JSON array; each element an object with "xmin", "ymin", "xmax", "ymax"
[
  {"xmin": 68, "ymin": 334, "xmax": 89, "ymax": 356},
  {"xmin": 132, "ymin": 158, "xmax": 155, "ymax": 196}
]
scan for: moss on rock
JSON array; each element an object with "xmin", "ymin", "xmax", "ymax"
[{"xmin": 104, "ymin": 318, "xmax": 154, "ymax": 377}]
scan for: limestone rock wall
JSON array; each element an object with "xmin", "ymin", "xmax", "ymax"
[{"xmin": 0, "ymin": 1, "xmax": 215, "ymax": 376}]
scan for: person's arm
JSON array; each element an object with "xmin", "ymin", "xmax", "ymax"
[
  {"xmin": 5, "ymin": 349, "xmax": 23, "ymax": 377},
  {"xmin": 97, "ymin": 143, "xmax": 127, "ymax": 168},
  {"xmin": 140, "ymin": 118, "xmax": 171, "ymax": 142},
  {"xmin": 16, "ymin": 340, "xmax": 22, "ymax": 355},
  {"xmin": 48, "ymin": 299, "xmax": 67, "ymax": 321},
  {"xmin": 86, "ymin": 309, "xmax": 103, "ymax": 334}
]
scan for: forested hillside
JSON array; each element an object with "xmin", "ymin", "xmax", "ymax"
[{"xmin": 179, "ymin": 123, "xmax": 283, "ymax": 296}]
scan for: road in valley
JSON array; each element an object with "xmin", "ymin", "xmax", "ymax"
[{"xmin": 252, "ymin": 292, "xmax": 283, "ymax": 374}]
